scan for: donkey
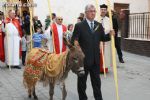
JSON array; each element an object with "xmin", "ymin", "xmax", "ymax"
[{"xmin": 24, "ymin": 38, "xmax": 85, "ymax": 100}]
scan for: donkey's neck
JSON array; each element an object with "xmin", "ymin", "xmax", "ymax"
[{"xmin": 60, "ymin": 51, "xmax": 72, "ymax": 80}]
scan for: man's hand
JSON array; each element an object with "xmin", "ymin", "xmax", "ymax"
[
  {"xmin": 74, "ymin": 40, "xmax": 79, "ymax": 47},
  {"xmin": 63, "ymin": 33, "xmax": 67, "ymax": 37},
  {"xmin": 109, "ymin": 29, "xmax": 115, "ymax": 36}
]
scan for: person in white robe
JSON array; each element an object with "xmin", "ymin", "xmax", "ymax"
[
  {"xmin": 4, "ymin": 10, "xmax": 21, "ymax": 69},
  {"xmin": 100, "ymin": 4, "xmax": 113, "ymax": 68}
]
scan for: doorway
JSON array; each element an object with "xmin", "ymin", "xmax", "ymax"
[{"xmin": 114, "ymin": 3, "xmax": 129, "ymax": 14}]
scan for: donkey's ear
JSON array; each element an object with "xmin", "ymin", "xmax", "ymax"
[{"xmin": 63, "ymin": 36, "xmax": 73, "ymax": 48}]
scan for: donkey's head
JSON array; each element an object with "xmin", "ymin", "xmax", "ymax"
[{"xmin": 64, "ymin": 37, "xmax": 85, "ymax": 76}]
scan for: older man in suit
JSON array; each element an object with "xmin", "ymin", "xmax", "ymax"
[{"xmin": 71, "ymin": 4, "xmax": 114, "ymax": 100}]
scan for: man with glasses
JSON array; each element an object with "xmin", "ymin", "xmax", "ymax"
[
  {"xmin": 71, "ymin": 4, "xmax": 113, "ymax": 100},
  {"xmin": 45, "ymin": 16, "xmax": 67, "ymax": 54}
]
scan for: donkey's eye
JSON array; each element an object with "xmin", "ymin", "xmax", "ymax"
[
  {"xmin": 73, "ymin": 58, "xmax": 78, "ymax": 63},
  {"xmin": 73, "ymin": 57, "xmax": 77, "ymax": 60}
]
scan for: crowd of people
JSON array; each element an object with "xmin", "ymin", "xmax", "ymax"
[
  {"xmin": 0, "ymin": 4, "xmax": 124, "ymax": 68},
  {"xmin": 0, "ymin": 3, "xmax": 125, "ymax": 100},
  {"xmin": 0, "ymin": 9, "xmax": 87, "ymax": 68}
]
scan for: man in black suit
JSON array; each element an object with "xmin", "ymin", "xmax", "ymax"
[
  {"xmin": 112, "ymin": 11, "xmax": 124, "ymax": 63},
  {"xmin": 71, "ymin": 4, "xmax": 114, "ymax": 100}
]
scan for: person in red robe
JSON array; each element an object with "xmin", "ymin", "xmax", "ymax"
[
  {"xmin": 50, "ymin": 16, "xmax": 67, "ymax": 54},
  {"xmin": 0, "ymin": 12, "xmax": 5, "ymax": 62},
  {"xmin": 5, "ymin": 10, "xmax": 23, "ymax": 57},
  {"xmin": 100, "ymin": 43, "xmax": 108, "ymax": 73},
  {"xmin": 5, "ymin": 14, "xmax": 23, "ymax": 37},
  {"xmin": 4, "ymin": 10, "xmax": 23, "ymax": 69}
]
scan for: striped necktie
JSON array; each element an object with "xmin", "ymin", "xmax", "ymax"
[{"xmin": 90, "ymin": 22, "xmax": 94, "ymax": 32}]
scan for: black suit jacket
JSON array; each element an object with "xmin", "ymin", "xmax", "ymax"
[
  {"xmin": 112, "ymin": 15, "xmax": 119, "ymax": 35},
  {"xmin": 71, "ymin": 20, "xmax": 110, "ymax": 70}
]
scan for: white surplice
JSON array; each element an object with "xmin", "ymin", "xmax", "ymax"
[
  {"xmin": 56, "ymin": 23, "xmax": 63, "ymax": 53},
  {"xmin": 4, "ymin": 23, "xmax": 20, "ymax": 66},
  {"xmin": 100, "ymin": 16, "xmax": 112, "ymax": 68}
]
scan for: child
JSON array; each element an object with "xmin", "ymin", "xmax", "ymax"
[
  {"xmin": 21, "ymin": 34, "xmax": 27, "ymax": 66},
  {"xmin": 66, "ymin": 24, "xmax": 74, "ymax": 41},
  {"xmin": 32, "ymin": 27, "xmax": 46, "ymax": 48}
]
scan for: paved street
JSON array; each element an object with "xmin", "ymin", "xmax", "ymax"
[{"xmin": 0, "ymin": 51, "xmax": 150, "ymax": 100}]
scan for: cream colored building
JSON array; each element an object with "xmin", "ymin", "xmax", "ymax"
[{"xmin": 0, "ymin": 0, "xmax": 150, "ymax": 25}]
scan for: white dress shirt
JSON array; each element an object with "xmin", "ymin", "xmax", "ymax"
[
  {"xmin": 86, "ymin": 18, "xmax": 94, "ymax": 30},
  {"xmin": 56, "ymin": 23, "xmax": 63, "ymax": 53}
]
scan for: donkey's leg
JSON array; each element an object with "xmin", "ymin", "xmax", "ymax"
[
  {"xmin": 61, "ymin": 81, "xmax": 67, "ymax": 100},
  {"xmin": 49, "ymin": 80, "xmax": 55, "ymax": 100},
  {"xmin": 33, "ymin": 86, "xmax": 38, "ymax": 100},
  {"xmin": 28, "ymin": 88, "xmax": 32, "ymax": 98}
]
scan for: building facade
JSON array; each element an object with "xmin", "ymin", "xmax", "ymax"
[
  {"xmin": 0, "ymin": 0, "xmax": 149, "ymax": 24},
  {"xmin": 0, "ymin": 0, "xmax": 150, "ymax": 56},
  {"xmin": 33, "ymin": 0, "xmax": 149, "ymax": 25}
]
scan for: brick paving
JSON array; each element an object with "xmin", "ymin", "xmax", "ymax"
[{"xmin": 0, "ymin": 51, "xmax": 150, "ymax": 100}]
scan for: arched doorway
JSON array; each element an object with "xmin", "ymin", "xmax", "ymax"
[{"xmin": 6, "ymin": 0, "xmax": 34, "ymax": 16}]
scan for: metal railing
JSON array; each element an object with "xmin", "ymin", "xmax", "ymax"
[{"xmin": 129, "ymin": 12, "xmax": 150, "ymax": 40}]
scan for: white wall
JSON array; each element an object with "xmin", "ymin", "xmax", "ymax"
[
  {"xmin": 33, "ymin": 0, "xmax": 95, "ymax": 26},
  {"xmin": 131, "ymin": 0, "xmax": 149, "ymax": 13},
  {"xmin": 32, "ymin": 0, "xmax": 149, "ymax": 26}
]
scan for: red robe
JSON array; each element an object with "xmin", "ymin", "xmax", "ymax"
[
  {"xmin": 100, "ymin": 44, "xmax": 108, "ymax": 73},
  {"xmin": 5, "ymin": 17, "xmax": 23, "ymax": 58},
  {"xmin": 52, "ymin": 23, "xmax": 67, "ymax": 54},
  {"xmin": 5, "ymin": 17, "xmax": 23, "ymax": 37},
  {"xmin": 0, "ymin": 21, "xmax": 5, "ymax": 62}
]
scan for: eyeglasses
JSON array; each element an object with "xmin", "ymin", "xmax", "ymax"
[
  {"xmin": 58, "ymin": 18, "xmax": 63, "ymax": 21},
  {"xmin": 86, "ymin": 10, "xmax": 96, "ymax": 13}
]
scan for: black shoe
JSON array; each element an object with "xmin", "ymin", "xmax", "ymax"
[
  {"xmin": 7, "ymin": 65, "xmax": 11, "ymax": 68},
  {"xmin": 119, "ymin": 59, "xmax": 125, "ymax": 63},
  {"xmin": 6, "ymin": 65, "xmax": 9, "ymax": 68},
  {"xmin": 14, "ymin": 66, "xmax": 21, "ymax": 69}
]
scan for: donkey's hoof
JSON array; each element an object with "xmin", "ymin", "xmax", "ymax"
[
  {"xmin": 34, "ymin": 96, "xmax": 38, "ymax": 100},
  {"xmin": 28, "ymin": 95, "xmax": 32, "ymax": 98},
  {"xmin": 50, "ymin": 98, "xmax": 53, "ymax": 100}
]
